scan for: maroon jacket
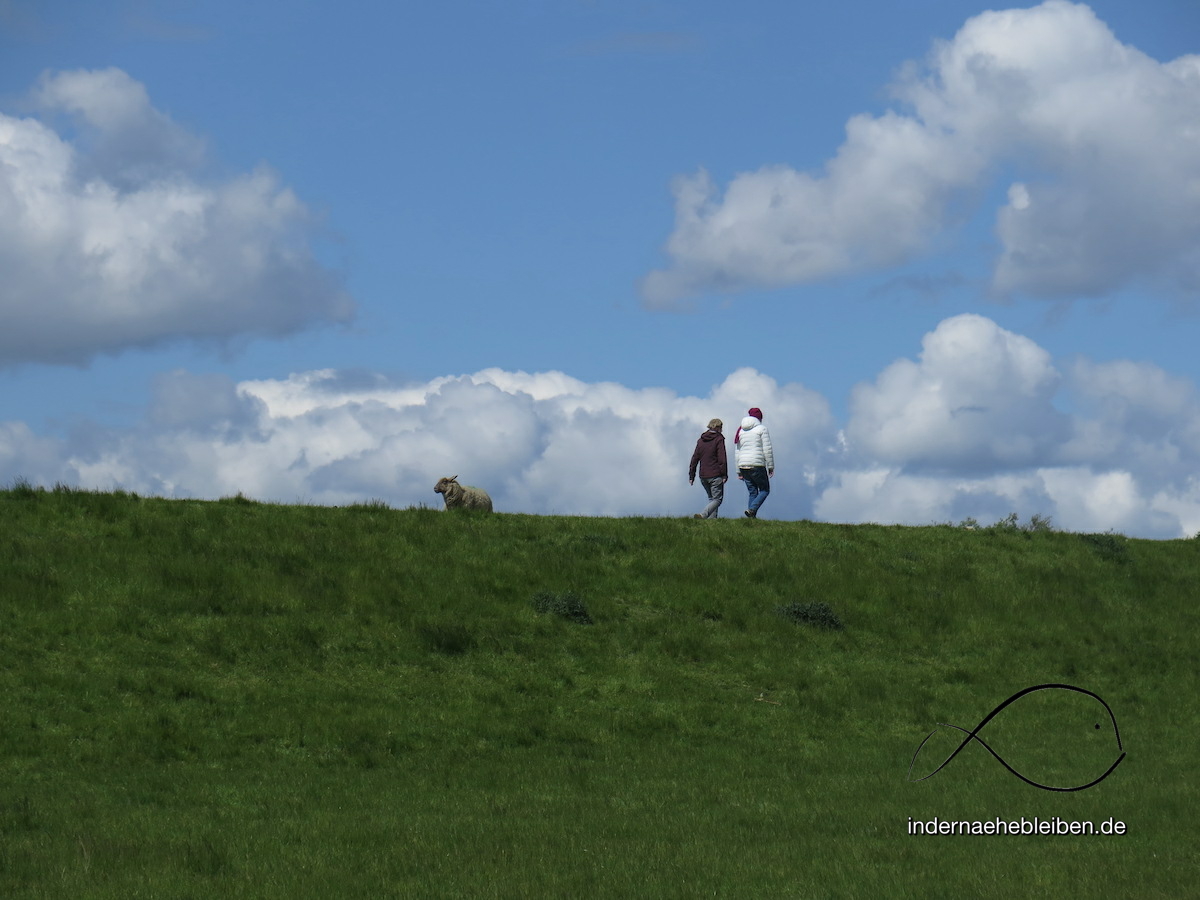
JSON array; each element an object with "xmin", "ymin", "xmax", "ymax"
[{"xmin": 689, "ymin": 430, "xmax": 728, "ymax": 480}]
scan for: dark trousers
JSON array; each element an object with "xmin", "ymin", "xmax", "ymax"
[{"xmin": 740, "ymin": 467, "xmax": 770, "ymax": 513}]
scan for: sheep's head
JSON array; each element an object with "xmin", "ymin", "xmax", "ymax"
[{"xmin": 433, "ymin": 476, "xmax": 459, "ymax": 495}]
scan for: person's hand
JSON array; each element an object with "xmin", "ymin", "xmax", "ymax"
[
  {"xmin": 769, "ymin": 470, "xmax": 774, "ymax": 478},
  {"xmin": 738, "ymin": 473, "xmax": 744, "ymax": 480},
  {"xmin": 689, "ymin": 479, "xmax": 694, "ymax": 486},
  {"xmin": 721, "ymin": 477, "xmax": 728, "ymax": 484}
]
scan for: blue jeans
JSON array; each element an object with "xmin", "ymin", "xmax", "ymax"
[
  {"xmin": 700, "ymin": 477, "xmax": 724, "ymax": 518},
  {"xmin": 740, "ymin": 467, "xmax": 770, "ymax": 514}
]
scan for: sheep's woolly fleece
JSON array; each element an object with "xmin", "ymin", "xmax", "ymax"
[{"xmin": 434, "ymin": 477, "xmax": 493, "ymax": 512}]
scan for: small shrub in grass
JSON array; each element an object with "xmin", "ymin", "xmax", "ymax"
[
  {"xmin": 1024, "ymin": 513, "xmax": 1054, "ymax": 532},
  {"xmin": 0, "ymin": 795, "xmax": 37, "ymax": 832},
  {"xmin": 987, "ymin": 512, "xmax": 1054, "ymax": 534},
  {"xmin": 776, "ymin": 600, "xmax": 844, "ymax": 631},
  {"xmin": 531, "ymin": 591, "xmax": 594, "ymax": 625},
  {"xmin": 185, "ymin": 838, "xmax": 232, "ymax": 877},
  {"xmin": 417, "ymin": 622, "xmax": 477, "ymax": 655},
  {"xmin": 7, "ymin": 476, "xmax": 43, "ymax": 499},
  {"xmin": 1081, "ymin": 531, "xmax": 1129, "ymax": 563},
  {"xmin": 991, "ymin": 512, "xmax": 1022, "ymax": 532}
]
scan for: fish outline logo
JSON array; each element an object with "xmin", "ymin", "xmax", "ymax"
[{"xmin": 908, "ymin": 683, "xmax": 1126, "ymax": 792}]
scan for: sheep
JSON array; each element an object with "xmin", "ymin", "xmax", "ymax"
[{"xmin": 433, "ymin": 475, "xmax": 493, "ymax": 512}]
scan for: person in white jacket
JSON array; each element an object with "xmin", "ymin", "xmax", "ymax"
[{"xmin": 734, "ymin": 407, "xmax": 774, "ymax": 518}]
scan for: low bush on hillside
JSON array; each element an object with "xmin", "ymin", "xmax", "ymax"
[
  {"xmin": 1080, "ymin": 531, "xmax": 1129, "ymax": 563},
  {"xmin": 984, "ymin": 512, "xmax": 1055, "ymax": 533},
  {"xmin": 417, "ymin": 622, "xmax": 477, "ymax": 655},
  {"xmin": 531, "ymin": 591, "xmax": 594, "ymax": 625},
  {"xmin": 776, "ymin": 600, "xmax": 844, "ymax": 631}
]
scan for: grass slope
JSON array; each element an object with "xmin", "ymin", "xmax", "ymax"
[{"xmin": 1, "ymin": 485, "xmax": 1197, "ymax": 898}]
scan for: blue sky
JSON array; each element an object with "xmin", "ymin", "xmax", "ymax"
[{"xmin": 3, "ymin": 0, "xmax": 1200, "ymax": 536}]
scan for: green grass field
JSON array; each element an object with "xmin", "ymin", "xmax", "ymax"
[{"xmin": 1, "ymin": 483, "xmax": 1196, "ymax": 897}]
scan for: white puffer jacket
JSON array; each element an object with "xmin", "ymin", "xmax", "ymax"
[{"xmin": 735, "ymin": 416, "xmax": 774, "ymax": 471}]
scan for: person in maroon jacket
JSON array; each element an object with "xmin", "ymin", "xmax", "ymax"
[{"xmin": 688, "ymin": 418, "xmax": 729, "ymax": 518}]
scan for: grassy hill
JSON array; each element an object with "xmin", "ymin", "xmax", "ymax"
[{"xmin": 1, "ymin": 484, "xmax": 1196, "ymax": 898}]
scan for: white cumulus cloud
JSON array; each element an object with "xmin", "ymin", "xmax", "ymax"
[
  {"xmin": 816, "ymin": 314, "xmax": 1200, "ymax": 537},
  {"xmin": 845, "ymin": 313, "xmax": 1069, "ymax": 472},
  {"xmin": 4, "ymin": 315, "xmax": 1200, "ymax": 537},
  {"xmin": 1, "ymin": 366, "xmax": 836, "ymax": 519},
  {"xmin": 0, "ymin": 68, "xmax": 353, "ymax": 366},
  {"xmin": 643, "ymin": 1, "xmax": 1200, "ymax": 305}
]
